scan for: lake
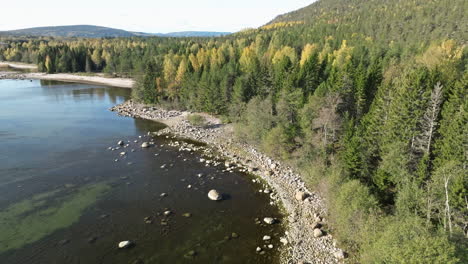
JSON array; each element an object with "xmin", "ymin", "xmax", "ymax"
[{"xmin": 0, "ymin": 79, "xmax": 283, "ymax": 264}]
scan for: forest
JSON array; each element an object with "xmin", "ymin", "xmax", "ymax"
[{"xmin": 1, "ymin": 0, "xmax": 466, "ymax": 262}]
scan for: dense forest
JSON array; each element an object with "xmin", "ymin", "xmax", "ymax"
[{"xmin": 1, "ymin": 0, "xmax": 466, "ymax": 262}]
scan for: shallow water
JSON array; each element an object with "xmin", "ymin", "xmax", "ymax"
[{"xmin": 0, "ymin": 80, "xmax": 283, "ymax": 264}]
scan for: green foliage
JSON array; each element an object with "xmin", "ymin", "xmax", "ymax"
[
  {"xmin": 262, "ymin": 125, "xmax": 294, "ymax": 160},
  {"xmin": 133, "ymin": 60, "xmax": 160, "ymax": 104},
  {"xmin": 187, "ymin": 114, "xmax": 207, "ymax": 127},
  {"xmin": 235, "ymin": 96, "xmax": 275, "ymax": 144},
  {"xmin": 361, "ymin": 216, "xmax": 459, "ymax": 264},
  {"xmin": 329, "ymin": 179, "xmax": 378, "ymax": 249}
]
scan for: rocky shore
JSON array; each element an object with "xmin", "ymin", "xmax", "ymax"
[{"xmin": 110, "ymin": 100, "xmax": 346, "ymax": 264}]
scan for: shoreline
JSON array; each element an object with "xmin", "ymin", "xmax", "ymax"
[
  {"xmin": 110, "ymin": 100, "xmax": 346, "ymax": 264},
  {"xmin": 0, "ymin": 69, "xmax": 134, "ymax": 88},
  {"xmin": 0, "ymin": 75, "xmax": 345, "ymax": 262},
  {"xmin": 0, "ymin": 62, "xmax": 38, "ymax": 70}
]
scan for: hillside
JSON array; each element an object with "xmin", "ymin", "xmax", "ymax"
[
  {"xmin": 268, "ymin": 0, "xmax": 467, "ymax": 44},
  {"xmin": 0, "ymin": 25, "xmax": 231, "ymax": 38},
  {"xmin": 155, "ymin": 31, "xmax": 230, "ymax": 37}
]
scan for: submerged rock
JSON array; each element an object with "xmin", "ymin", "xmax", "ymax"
[
  {"xmin": 141, "ymin": 142, "xmax": 150, "ymax": 148},
  {"xmin": 118, "ymin": 240, "xmax": 134, "ymax": 249},
  {"xmin": 280, "ymin": 237, "xmax": 288, "ymax": 245},
  {"xmin": 184, "ymin": 250, "xmax": 197, "ymax": 258},
  {"xmin": 208, "ymin": 189, "xmax": 222, "ymax": 201}
]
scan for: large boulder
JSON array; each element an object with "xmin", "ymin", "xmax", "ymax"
[
  {"xmin": 295, "ymin": 191, "xmax": 309, "ymax": 201},
  {"xmin": 208, "ymin": 189, "xmax": 222, "ymax": 201},
  {"xmin": 313, "ymin": 228, "xmax": 324, "ymax": 238},
  {"xmin": 118, "ymin": 240, "xmax": 134, "ymax": 249}
]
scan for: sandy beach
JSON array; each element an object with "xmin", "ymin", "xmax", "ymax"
[{"xmin": 0, "ymin": 62, "xmax": 134, "ymax": 88}]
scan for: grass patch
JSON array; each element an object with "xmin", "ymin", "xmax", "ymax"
[{"xmin": 187, "ymin": 114, "xmax": 207, "ymax": 127}]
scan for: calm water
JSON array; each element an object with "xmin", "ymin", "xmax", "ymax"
[{"xmin": 0, "ymin": 80, "xmax": 283, "ymax": 264}]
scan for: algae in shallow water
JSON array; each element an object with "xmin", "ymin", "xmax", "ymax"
[{"xmin": 0, "ymin": 183, "xmax": 110, "ymax": 253}]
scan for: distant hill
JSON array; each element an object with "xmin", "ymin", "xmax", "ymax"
[
  {"xmin": 0, "ymin": 25, "xmax": 231, "ymax": 38},
  {"xmin": 154, "ymin": 31, "xmax": 231, "ymax": 37},
  {"xmin": 0, "ymin": 25, "xmax": 138, "ymax": 38}
]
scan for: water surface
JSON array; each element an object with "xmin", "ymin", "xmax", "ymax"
[{"xmin": 0, "ymin": 79, "xmax": 283, "ymax": 264}]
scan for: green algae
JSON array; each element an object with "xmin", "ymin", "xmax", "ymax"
[{"xmin": 0, "ymin": 183, "xmax": 110, "ymax": 253}]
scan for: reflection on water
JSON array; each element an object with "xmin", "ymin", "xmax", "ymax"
[{"xmin": 0, "ymin": 80, "xmax": 283, "ymax": 264}]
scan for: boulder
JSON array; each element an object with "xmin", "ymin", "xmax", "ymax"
[
  {"xmin": 263, "ymin": 217, "xmax": 275, "ymax": 225},
  {"xmin": 313, "ymin": 228, "xmax": 323, "ymax": 238},
  {"xmin": 208, "ymin": 189, "xmax": 222, "ymax": 201},
  {"xmin": 262, "ymin": 235, "xmax": 271, "ymax": 241},
  {"xmin": 280, "ymin": 237, "xmax": 288, "ymax": 245},
  {"xmin": 295, "ymin": 191, "xmax": 308, "ymax": 201},
  {"xmin": 118, "ymin": 240, "xmax": 134, "ymax": 249},
  {"xmin": 141, "ymin": 142, "xmax": 150, "ymax": 148},
  {"xmin": 311, "ymin": 221, "xmax": 321, "ymax": 229},
  {"xmin": 334, "ymin": 249, "xmax": 347, "ymax": 260},
  {"xmin": 118, "ymin": 140, "xmax": 125, "ymax": 146}
]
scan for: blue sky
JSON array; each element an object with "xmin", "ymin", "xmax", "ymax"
[{"xmin": 1, "ymin": 0, "xmax": 315, "ymax": 33}]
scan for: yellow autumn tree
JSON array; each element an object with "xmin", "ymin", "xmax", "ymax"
[
  {"xmin": 417, "ymin": 40, "xmax": 463, "ymax": 69},
  {"xmin": 44, "ymin": 55, "xmax": 53, "ymax": 73},
  {"xmin": 239, "ymin": 45, "xmax": 257, "ymax": 73},
  {"xmin": 188, "ymin": 54, "xmax": 200, "ymax": 72},
  {"xmin": 163, "ymin": 54, "xmax": 177, "ymax": 86},
  {"xmin": 175, "ymin": 58, "xmax": 188, "ymax": 84},
  {"xmin": 272, "ymin": 46, "xmax": 297, "ymax": 65},
  {"xmin": 332, "ymin": 40, "xmax": 353, "ymax": 69},
  {"xmin": 91, "ymin": 49, "xmax": 102, "ymax": 68},
  {"xmin": 196, "ymin": 48, "xmax": 209, "ymax": 69},
  {"xmin": 300, "ymin": 43, "xmax": 319, "ymax": 66}
]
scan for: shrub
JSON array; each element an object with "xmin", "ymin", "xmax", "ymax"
[
  {"xmin": 329, "ymin": 179, "xmax": 378, "ymax": 250},
  {"xmin": 187, "ymin": 114, "xmax": 207, "ymax": 127},
  {"xmin": 234, "ymin": 96, "xmax": 275, "ymax": 144},
  {"xmin": 262, "ymin": 125, "xmax": 294, "ymax": 159},
  {"xmin": 361, "ymin": 216, "xmax": 459, "ymax": 264}
]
